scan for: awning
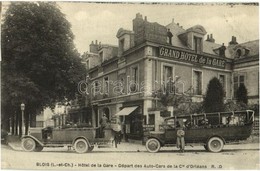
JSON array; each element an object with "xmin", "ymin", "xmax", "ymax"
[{"xmin": 115, "ymin": 106, "xmax": 138, "ymax": 116}]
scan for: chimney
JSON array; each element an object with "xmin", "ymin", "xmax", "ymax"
[
  {"xmin": 206, "ymin": 35, "xmax": 210, "ymax": 41},
  {"xmin": 206, "ymin": 34, "xmax": 215, "ymax": 43},
  {"xmin": 89, "ymin": 40, "xmax": 99, "ymax": 53},
  {"xmin": 172, "ymin": 18, "xmax": 174, "ymax": 24},
  {"xmin": 136, "ymin": 13, "xmax": 143, "ymax": 19},
  {"xmin": 144, "ymin": 16, "xmax": 147, "ymax": 21},
  {"xmin": 229, "ymin": 36, "xmax": 238, "ymax": 45},
  {"xmin": 177, "ymin": 23, "xmax": 179, "ymax": 26}
]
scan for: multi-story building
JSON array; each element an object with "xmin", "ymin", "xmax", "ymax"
[{"xmin": 85, "ymin": 13, "xmax": 259, "ymax": 141}]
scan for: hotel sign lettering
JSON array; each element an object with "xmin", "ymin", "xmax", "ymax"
[{"xmin": 159, "ymin": 46, "xmax": 225, "ymax": 68}]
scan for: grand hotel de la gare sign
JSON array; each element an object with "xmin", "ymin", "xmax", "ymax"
[{"xmin": 159, "ymin": 46, "xmax": 226, "ymax": 69}]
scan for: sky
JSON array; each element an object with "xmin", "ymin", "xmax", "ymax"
[{"xmin": 2, "ymin": 2, "xmax": 259, "ymax": 55}]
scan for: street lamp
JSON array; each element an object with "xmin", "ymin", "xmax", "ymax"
[{"xmin": 21, "ymin": 103, "xmax": 25, "ymax": 136}]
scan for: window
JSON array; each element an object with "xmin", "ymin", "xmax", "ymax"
[
  {"xmin": 148, "ymin": 114, "xmax": 155, "ymax": 125},
  {"xmin": 194, "ymin": 37, "xmax": 202, "ymax": 54},
  {"xmin": 234, "ymin": 74, "xmax": 245, "ymax": 98},
  {"xmin": 103, "ymin": 76, "xmax": 109, "ymax": 95},
  {"xmin": 94, "ymin": 81, "xmax": 99, "ymax": 97},
  {"xmin": 219, "ymin": 74, "xmax": 226, "ymax": 97},
  {"xmin": 132, "ymin": 66, "xmax": 139, "ymax": 83},
  {"xmin": 193, "ymin": 70, "xmax": 202, "ymax": 95},
  {"xmin": 99, "ymin": 51, "xmax": 104, "ymax": 62},
  {"xmin": 130, "ymin": 66, "xmax": 139, "ymax": 92},
  {"xmin": 120, "ymin": 38, "xmax": 125, "ymax": 51},
  {"xmin": 163, "ymin": 65, "xmax": 173, "ymax": 92}
]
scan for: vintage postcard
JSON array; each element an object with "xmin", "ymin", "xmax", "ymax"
[{"xmin": 1, "ymin": 1, "xmax": 259, "ymax": 170}]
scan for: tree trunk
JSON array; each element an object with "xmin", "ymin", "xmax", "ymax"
[
  {"xmin": 15, "ymin": 112, "xmax": 18, "ymax": 136},
  {"xmin": 18, "ymin": 112, "xmax": 22, "ymax": 137},
  {"xmin": 11, "ymin": 113, "xmax": 15, "ymax": 135},
  {"xmin": 25, "ymin": 112, "xmax": 29, "ymax": 135}
]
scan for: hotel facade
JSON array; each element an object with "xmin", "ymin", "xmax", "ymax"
[{"xmin": 80, "ymin": 13, "xmax": 259, "ymax": 140}]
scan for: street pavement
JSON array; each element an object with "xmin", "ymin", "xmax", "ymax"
[{"xmin": 1, "ymin": 136, "xmax": 260, "ymax": 170}]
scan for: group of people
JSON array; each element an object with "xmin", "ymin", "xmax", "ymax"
[
  {"xmin": 99, "ymin": 114, "xmax": 123, "ymax": 147},
  {"xmin": 100, "ymin": 113, "xmax": 186, "ymax": 152}
]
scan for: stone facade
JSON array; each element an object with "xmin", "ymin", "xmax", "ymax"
[{"xmin": 83, "ymin": 13, "xmax": 259, "ymax": 141}]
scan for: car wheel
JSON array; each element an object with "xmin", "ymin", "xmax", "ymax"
[
  {"xmin": 34, "ymin": 145, "xmax": 44, "ymax": 152},
  {"xmin": 74, "ymin": 139, "xmax": 89, "ymax": 153},
  {"xmin": 146, "ymin": 138, "xmax": 161, "ymax": 153},
  {"xmin": 21, "ymin": 138, "xmax": 36, "ymax": 152},
  {"xmin": 88, "ymin": 146, "xmax": 94, "ymax": 152},
  {"xmin": 207, "ymin": 137, "xmax": 224, "ymax": 153}
]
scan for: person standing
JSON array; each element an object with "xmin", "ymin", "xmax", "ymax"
[
  {"xmin": 100, "ymin": 114, "xmax": 108, "ymax": 138},
  {"xmin": 176, "ymin": 120, "xmax": 185, "ymax": 153}
]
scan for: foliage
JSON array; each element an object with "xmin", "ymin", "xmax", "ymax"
[
  {"xmin": 1, "ymin": 2, "xmax": 86, "ymax": 131},
  {"xmin": 236, "ymin": 84, "xmax": 248, "ymax": 104},
  {"xmin": 203, "ymin": 77, "xmax": 225, "ymax": 113},
  {"xmin": 224, "ymin": 100, "xmax": 248, "ymax": 112}
]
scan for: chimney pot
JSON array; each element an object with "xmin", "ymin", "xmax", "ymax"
[
  {"xmin": 172, "ymin": 18, "xmax": 174, "ymax": 23},
  {"xmin": 144, "ymin": 16, "xmax": 147, "ymax": 21},
  {"xmin": 207, "ymin": 35, "xmax": 210, "ymax": 40},
  {"xmin": 91, "ymin": 41, "xmax": 94, "ymax": 44},
  {"xmin": 210, "ymin": 34, "xmax": 213, "ymax": 39},
  {"xmin": 95, "ymin": 40, "xmax": 98, "ymax": 44},
  {"xmin": 177, "ymin": 23, "xmax": 179, "ymax": 26}
]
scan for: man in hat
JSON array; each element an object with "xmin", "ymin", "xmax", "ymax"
[
  {"xmin": 176, "ymin": 120, "xmax": 185, "ymax": 152},
  {"xmin": 100, "ymin": 114, "xmax": 108, "ymax": 137}
]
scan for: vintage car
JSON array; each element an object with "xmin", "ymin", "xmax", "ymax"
[
  {"xmin": 145, "ymin": 110, "xmax": 255, "ymax": 153},
  {"xmin": 21, "ymin": 124, "xmax": 118, "ymax": 153}
]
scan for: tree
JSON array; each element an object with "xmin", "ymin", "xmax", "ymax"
[
  {"xmin": 203, "ymin": 77, "xmax": 225, "ymax": 113},
  {"xmin": 236, "ymin": 84, "xmax": 248, "ymax": 104},
  {"xmin": 1, "ymin": 2, "xmax": 86, "ymax": 133}
]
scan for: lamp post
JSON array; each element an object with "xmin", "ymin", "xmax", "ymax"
[{"xmin": 21, "ymin": 103, "xmax": 25, "ymax": 136}]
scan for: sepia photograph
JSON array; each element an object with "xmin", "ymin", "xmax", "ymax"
[{"xmin": 1, "ymin": 1, "xmax": 259, "ymax": 170}]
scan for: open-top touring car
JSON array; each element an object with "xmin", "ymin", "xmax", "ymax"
[
  {"xmin": 145, "ymin": 110, "xmax": 254, "ymax": 153},
  {"xmin": 21, "ymin": 119, "xmax": 120, "ymax": 153}
]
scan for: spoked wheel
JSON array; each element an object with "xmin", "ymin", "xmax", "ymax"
[
  {"xmin": 21, "ymin": 138, "xmax": 36, "ymax": 152},
  {"xmin": 207, "ymin": 137, "xmax": 224, "ymax": 153},
  {"xmin": 88, "ymin": 146, "xmax": 94, "ymax": 152},
  {"xmin": 74, "ymin": 139, "xmax": 89, "ymax": 153},
  {"xmin": 34, "ymin": 145, "xmax": 44, "ymax": 152},
  {"xmin": 146, "ymin": 138, "xmax": 161, "ymax": 153}
]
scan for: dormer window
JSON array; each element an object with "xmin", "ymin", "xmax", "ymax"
[
  {"xmin": 99, "ymin": 51, "xmax": 104, "ymax": 62},
  {"xmin": 236, "ymin": 49, "xmax": 242, "ymax": 58},
  {"xmin": 194, "ymin": 36, "xmax": 202, "ymax": 54},
  {"xmin": 120, "ymin": 38, "xmax": 125, "ymax": 52}
]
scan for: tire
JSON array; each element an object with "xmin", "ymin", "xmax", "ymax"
[
  {"xmin": 34, "ymin": 145, "xmax": 44, "ymax": 152},
  {"xmin": 207, "ymin": 137, "xmax": 224, "ymax": 153},
  {"xmin": 21, "ymin": 138, "xmax": 36, "ymax": 152},
  {"xmin": 88, "ymin": 146, "xmax": 94, "ymax": 152},
  {"xmin": 145, "ymin": 138, "xmax": 161, "ymax": 153},
  {"xmin": 74, "ymin": 139, "xmax": 89, "ymax": 153}
]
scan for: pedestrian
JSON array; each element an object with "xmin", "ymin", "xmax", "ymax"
[
  {"xmin": 100, "ymin": 114, "xmax": 108, "ymax": 138},
  {"xmin": 111, "ymin": 117, "xmax": 122, "ymax": 148},
  {"xmin": 176, "ymin": 120, "xmax": 185, "ymax": 153}
]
